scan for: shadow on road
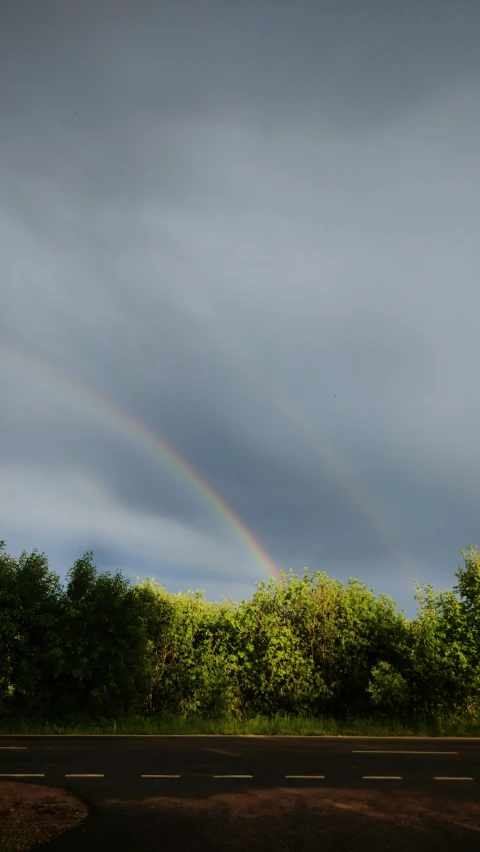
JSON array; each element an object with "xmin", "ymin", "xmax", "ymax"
[{"xmin": 34, "ymin": 781, "xmax": 480, "ymax": 852}]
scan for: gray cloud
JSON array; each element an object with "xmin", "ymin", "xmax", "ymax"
[{"xmin": 1, "ymin": 0, "xmax": 479, "ymax": 617}]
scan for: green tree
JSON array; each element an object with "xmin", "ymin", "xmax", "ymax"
[
  {"xmin": 50, "ymin": 553, "xmax": 150, "ymax": 719},
  {"xmin": 0, "ymin": 542, "xmax": 64, "ymax": 717},
  {"xmin": 132, "ymin": 579, "xmax": 242, "ymax": 719},
  {"xmin": 406, "ymin": 559, "xmax": 480, "ymax": 721},
  {"xmin": 0, "ymin": 541, "xmax": 21, "ymax": 712},
  {"xmin": 3, "ymin": 537, "xmax": 480, "ymax": 726}
]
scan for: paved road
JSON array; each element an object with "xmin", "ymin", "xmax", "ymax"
[{"xmin": 1, "ymin": 735, "xmax": 479, "ymax": 850}]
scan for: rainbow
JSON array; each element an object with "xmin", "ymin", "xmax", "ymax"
[
  {"xmin": 153, "ymin": 293, "xmax": 416, "ymax": 589},
  {"xmin": 0, "ymin": 338, "xmax": 283, "ymax": 582}
]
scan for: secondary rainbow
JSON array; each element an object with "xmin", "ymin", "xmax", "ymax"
[{"xmin": 157, "ymin": 293, "xmax": 416, "ymax": 588}]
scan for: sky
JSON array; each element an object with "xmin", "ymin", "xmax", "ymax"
[{"xmin": 1, "ymin": 0, "xmax": 479, "ymax": 618}]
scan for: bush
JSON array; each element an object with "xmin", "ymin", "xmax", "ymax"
[{"xmin": 367, "ymin": 661, "xmax": 410, "ymax": 714}]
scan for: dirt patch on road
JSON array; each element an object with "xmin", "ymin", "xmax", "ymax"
[
  {"xmin": 0, "ymin": 781, "xmax": 89, "ymax": 851},
  {"xmin": 104, "ymin": 786, "xmax": 480, "ymax": 850},
  {"xmin": 105, "ymin": 785, "xmax": 480, "ymax": 828}
]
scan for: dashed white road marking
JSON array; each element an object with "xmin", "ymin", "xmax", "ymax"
[
  {"xmin": 285, "ymin": 775, "xmax": 325, "ymax": 779},
  {"xmin": 0, "ymin": 773, "xmax": 44, "ymax": 777},
  {"xmin": 141, "ymin": 774, "xmax": 180, "ymax": 778},
  {"xmin": 64, "ymin": 774, "xmax": 104, "ymax": 778},
  {"xmin": 353, "ymin": 750, "xmax": 458, "ymax": 754},
  {"xmin": 362, "ymin": 776, "xmax": 403, "ymax": 780},
  {"xmin": 434, "ymin": 777, "xmax": 474, "ymax": 781},
  {"xmin": 0, "ymin": 770, "xmax": 476, "ymax": 782},
  {"xmin": 213, "ymin": 775, "xmax": 253, "ymax": 779}
]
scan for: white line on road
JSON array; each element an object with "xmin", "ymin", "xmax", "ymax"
[
  {"xmin": 0, "ymin": 747, "xmax": 28, "ymax": 750},
  {"xmin": 285, "ymin": 775, "xmax": 326, "ymax": 779},
  {"xmin": 141, "ymin": 774, "xmax": 180, "ymax": 778},
  {"xmin": 362, "ymin": 776, "xmax": 403, "ymax": 780},
  {"xmin": 0, "ymin": 773, "xmax": 44, "ymax": 777},
  {"xmin": 213, "ymin": 775, "xmax": 253, "ymax": 779},
  {"xmin": 433, "ymin": 777, "xmax": 474, "ymax": 781},
  {"xmin": 353, "ymin": 750, "xmax": 458, "ymax": 754},
  {"xmin": 64, "ymin": 774, "xmax": 104, "ymax": 778}
]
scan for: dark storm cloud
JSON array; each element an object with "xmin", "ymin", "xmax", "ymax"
[
  {"xmin": 1, "ymin": 0, "xmax": 479, "ymax": 616},
  {"xmin": 5, "ymin": 1, "xmax": 480, "ymax": 127},
  {"xmin": 3, "ymin": 0, "xmax": 480, "ymax": 208}
]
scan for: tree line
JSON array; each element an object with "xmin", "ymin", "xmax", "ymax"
[{"xmin": 1, "ymin": 539, "xmax": 479, "ymax": 724}]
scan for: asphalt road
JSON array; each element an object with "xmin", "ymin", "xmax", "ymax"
[{"xmin": 1, "ymin": 735, "xmax": 479, "ymax": 851}]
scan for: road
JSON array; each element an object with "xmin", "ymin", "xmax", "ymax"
[{"xmin": 1, "ymin": 735, "xmax": 479, "ymax": 851}]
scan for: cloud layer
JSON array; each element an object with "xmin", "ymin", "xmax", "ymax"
[{"xmin": 2, "ymin": 0, "xmax": 479, "ymax": 615}]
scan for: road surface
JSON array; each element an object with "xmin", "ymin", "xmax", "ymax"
[{"xmin": 1, "ymin": 735, "xmax": 479, "ymax": 850}]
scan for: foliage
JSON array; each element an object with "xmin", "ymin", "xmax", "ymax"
[
  {"xmin": 367, "ymin": 661, "xmax": 410, "ymax": 714},
  {"xmin": 1, "ymin": 539, "xmax": 480, "ymax": 726},
  {"xmin": 0, "ymin": 541, "xmax": 64, "ymax": 715}
]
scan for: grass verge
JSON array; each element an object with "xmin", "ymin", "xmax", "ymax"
[{"xmin": 0, "ymin": 712, "xmax": 479, "ymax": 737}]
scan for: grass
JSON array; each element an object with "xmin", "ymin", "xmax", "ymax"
[{"xmin": 1, "ymin": 711, "xmax": 480, "ymax": 737}]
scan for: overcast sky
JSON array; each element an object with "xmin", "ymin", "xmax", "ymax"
[{"xmin": 1, "ymin": 0, "xmax": 479, "ymax": 618}]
